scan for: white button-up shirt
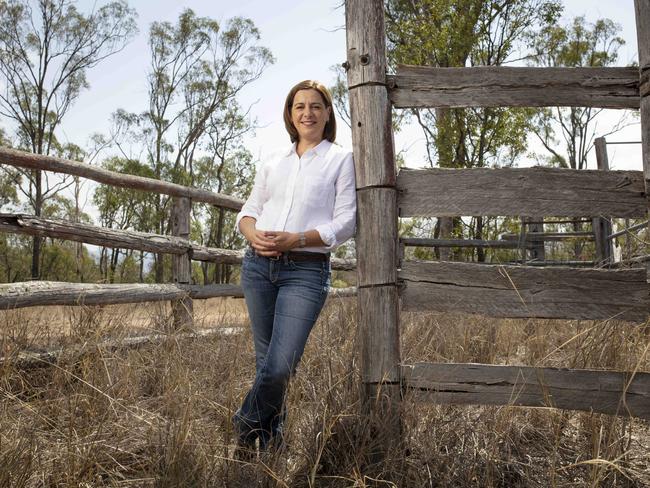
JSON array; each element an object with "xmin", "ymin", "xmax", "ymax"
[{"xmin": 236, "ymin": 139, "xmax": 356, "ymax": 253}]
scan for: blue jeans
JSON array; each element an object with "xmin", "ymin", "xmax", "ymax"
[{"xmin": 234, "ymin": 248, "xmax": 331, "ymax": 447}]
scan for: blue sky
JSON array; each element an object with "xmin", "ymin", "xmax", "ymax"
[{"xmin": 60, "ymin": 0, "xmax": 643, "ymax": 173}]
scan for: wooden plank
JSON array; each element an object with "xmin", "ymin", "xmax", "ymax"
[
  {"xmin": 356, "ymin": 188, "xmax": 398, "ymax": 286},
  {"xmin": 345, "ymin": 0, "xmax": 386, "ymax": 87},
  {"xmin": 358, "ymin": 286, "xmax": 400, "ymax": 384},
  {"xmin": 346, "ymin": 0, "xmax": 402, "ymax": 437},
  {"xmin": 635, "ymin": 0, "xmax": 650, "ymax": 72},
  {"xmin": 388, "ymin": 65, "xmax": 640, "ymax": 109},
  {"xmin": 524, "ymin": 217, "xmax": 545, "ymax": 263},
  {"xmin": 403, "ymin": 363, "xmax": 650, "ymax": 419},
  {"xmin": 593, "ymin": 138, "xmax": 614, "ymax": 265},
  {"xmin": 0, "ymin": 213, "xmax": 356, "ymax": 271},
  {"xmin": 500, "ymin": 231, "xmax": 594, "ymax": 242},
  {"xmin": 0, "ymin": 282, "xmax": 240, "ymax": 308},
  {"xmin": 401, "ymin": 237, "xmax": 525, "ymax": 249},
  {"xmin": 171, "ymin": 197, "xmax": 193, "ymax": 329},
  {"xmin": 635, "ymin": 0, "xmax": 650, "ymax": 287},
  {"xmin": 0, "ymin": 147, "xmax": 243, "ymax": 210},
  {"xmin": 349, "ymin": 85, "xmax": 395, "ymax": 187},
  {"xmin": 397, "ymin": 167, "xmax": 646, "ymax": 218},
  {"xmin": 0, "ymin": 282, "xmax": 357, "ymax": 309},
  {"xmin": 399, "ymin": 260, "xmax": 649, "ymax": 322}
]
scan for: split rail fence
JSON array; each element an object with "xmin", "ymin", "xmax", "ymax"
[
  {"xmin": 0, "ymin": 0, "xmax": 649, "ymax": 437},
  {"xmin": 345, "ymin": 0, "xmax": 650, "ymax": 429},
  {"xmin": 0, "ymin": 147, "xmax": 356, "ymax": 328}
]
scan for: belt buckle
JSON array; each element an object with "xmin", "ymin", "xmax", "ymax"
[{"xmin": 269, "ymin": 254, "xmax": 281, "ymax": 261}]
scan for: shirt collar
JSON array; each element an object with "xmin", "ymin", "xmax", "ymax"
[{"xmin": 286, "ymin": 139, "xmax": 333, "ymax": 158}]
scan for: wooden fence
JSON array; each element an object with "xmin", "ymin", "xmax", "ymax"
[
  {"xmin": 0, "ymin": 147, "xmax": 356, "ymax": 321},
  {"xmin": 345, "ymin": 0, "xmax": 650, "ymax": 433},
  {"xmin": 0, "ymin": 0, "xmax": 649, "ymax": 444}
]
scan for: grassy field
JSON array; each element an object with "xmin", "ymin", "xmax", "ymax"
[{"xmin": 1, "ymin": 296, "xmax": 649, "ymax": 487}]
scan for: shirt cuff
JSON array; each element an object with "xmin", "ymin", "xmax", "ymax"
[{"xmin": 315, "ymin": 224, "xmax": 337, "ymax": 250}]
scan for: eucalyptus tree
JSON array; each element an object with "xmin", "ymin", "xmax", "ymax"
[
  {"xmin": 526, "ymin": 16, "xmax": 626, "ymax": 259},
  {"xmin": 112, "ymin": 10, "xmax": 272, "ymax": 283},
  {"xmin": 0, "ymin": 0, "xmax": 137, "ymax": 278},
  {"xmin": 382, "ymin": 0, "xmax": 561, "ymax": 262}
]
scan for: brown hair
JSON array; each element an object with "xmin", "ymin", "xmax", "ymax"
[{"xmin": 283, "ymin": 80, "xmax": 336, "ymax": 143}]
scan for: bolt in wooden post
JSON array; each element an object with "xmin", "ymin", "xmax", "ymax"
[
  {"xmin": 634, "ymin": 0, "xmax": 650, "ymax": 283},
  {"xmin": 346, "ymin": 0, "xmax": 402, "ymax": 450},
  {"xmin": 171, "ymin": 197, "xmax": 193, "ymax": 330}
]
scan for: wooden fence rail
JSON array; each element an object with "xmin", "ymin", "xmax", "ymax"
[
  {"xmin": 397, "ymin": 167, "xmax": 646, "ymax": 218},
  {"xmin": 399, "ymin": 260, "xmax": 649, "ymax": 322},
  {"xmin": 0, "ymin": 147, "xmax": 244, "ymax": 209},
  {"xmin": 0, "ymin": 281, "xmax": 357, "ymax": 309},
  {"xmin": 403, "ymin": 363, "xmax": 650, "ymax": 419},
  {"xmin": 401, "ymin": 237, "xmax": 527, "ymax": 249},
  {"xmin": 389, "ymin": 65, "xmax": 641, "ymax": 109},
  {"xmin": 0, "ymin": 213, "xmax": 356, "ymax": 271}
]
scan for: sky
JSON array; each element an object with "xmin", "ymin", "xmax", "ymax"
[{"xmin": 49, "ymin": 0, "xmax": 647, "ymax": 180}]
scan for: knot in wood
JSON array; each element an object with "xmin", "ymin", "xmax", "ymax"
[{"xmin": 359, "ymin": 54, "xmax": 370, "ymax": 65}]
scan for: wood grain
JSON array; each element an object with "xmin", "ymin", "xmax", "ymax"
[
  {"xmin": 401, "ymin": 237, "xmax": 526, "ymax": 249},
  {"xmin": 403, "ymin": 362, "xmax": 650, "ymax": 419},
  {"xmin": 0, "ymin": 282, "xmax": 357, "ymax": 309},
  {"xmin": 397, "ymin": 167, "xmax": 646, "ymax": 218},
  {"xmin": 388, "ymin": 65, "xmax": 640, "ymax": 109},
  {"xmin": 399, "ymin": 260, "xmax": 649, "ymax": 322},
  {"xmin": 0, "ymin": 213, "xmax": 355, "ymax": 271},
  {"xmin": 349, "ymin": 85, "xmax": 396, "ymax": 187},
  {"xmin": 0, "ymin": 147, "xmax": 243, "ymax": 209},
  {"xmin": 356, "ymin": 188, "xmax": 398, "ymax": 286},
  {"xmin": 358, "ymin": 286, "xmax": 400, "ymax": 384},
  {"xmin": 345, "ymin": 0, "xmax": 386, "ymax": 87},
  {"xmin": 171, "ymin": 197, "xmax": 193, "ymax": 328}
]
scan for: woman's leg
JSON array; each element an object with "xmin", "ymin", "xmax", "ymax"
[
  {"xmin": 234, "ymin": 252, "xmax": 278, "ymax": 444},
  {"xmin": 254, "ymin": 261, "xmax": 330, "ymax": 447}
]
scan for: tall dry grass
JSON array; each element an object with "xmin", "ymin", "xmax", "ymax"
[{"xmin": 0, "ymin": 297, "xmax": 649, "ymax": 487}]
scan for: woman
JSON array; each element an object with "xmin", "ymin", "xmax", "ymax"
[{"xmin": 233, "ymin": 80, "xmax": 356, "ymax": 456}]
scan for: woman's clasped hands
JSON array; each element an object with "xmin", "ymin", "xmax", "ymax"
[{"xmin": 249, "ymin": 229, "xmax": 298, "ymax": 257}]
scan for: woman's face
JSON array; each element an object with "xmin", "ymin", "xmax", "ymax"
[{"xmin": 291, "ymin": 89, "xmax": 331, "ymax": 143}]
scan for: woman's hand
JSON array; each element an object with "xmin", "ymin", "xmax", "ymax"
[
  {"xmin": 263, "ymin": 231, "xmax": 299, "ymax": 253},
  {"xmin": 248, "ymin": 229, "xmax": 283, "ymax": 257}
]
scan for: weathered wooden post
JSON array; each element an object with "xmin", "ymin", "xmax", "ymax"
[
  {"xmin": 171, "ymin": 197, "xmax": 193, "ymax": 329},
  {"xmin": 634, "ymin": 0, "xmax": 650, "ymax": 283},
  {"xmin": 593, "ymin": 137, "xmax": 614, "ymax": 266},
  {"xmin": 346, "ymin": 0, "xmax": 402, "ymax": 445},
  {"xmin": 525, "ymin": 217, "xmax": 545, "ymax": 263}
]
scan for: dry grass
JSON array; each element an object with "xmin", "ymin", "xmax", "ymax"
[{"xmin": 1, "ymin": 297, "xmax": 649, "ymax": 487}]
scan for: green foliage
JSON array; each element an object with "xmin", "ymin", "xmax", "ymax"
[
  {"xmin": 527, "ymin": 16, "xmax": 627, "ymax": 170},
  {"xmin": 384, "ymin": 0, "xmax": 562, "ymax": 261}
]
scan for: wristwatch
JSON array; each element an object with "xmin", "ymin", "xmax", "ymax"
[{"xmin": 298, "ymin": 232, "xmax": 306, "ymax": 248}]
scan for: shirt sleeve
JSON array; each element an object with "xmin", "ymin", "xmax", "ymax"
[
  {"xmin": 314, "ymin": 151, "xmax": 357, "ymax": 251},
  {"xmin": 235, "ymin": 161, "xmax": 268, "ymax": 234}
]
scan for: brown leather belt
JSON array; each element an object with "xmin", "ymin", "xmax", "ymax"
[{"xmin": 284, "ymin": 251, "xmax": 330, "ymax": 262}]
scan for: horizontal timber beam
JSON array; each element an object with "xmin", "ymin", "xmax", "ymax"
[
  {"xmin": 403, "ymin": 362, "xmax": 650, "ymax": 419},
  {"xmin": 0, "ymin": 147, "xmax": 243, "ymax": 210},
  {"xmin": 397, "ymin": 167, "xmax": 646, "ymax": 218},
  {"xmin": 399, "ymin": 260, "xmax": 649, "ymax": 322},
  {"xmin": 500, "ymin": 231, "xmax": 595, "ymax": 242},
  {"xmin": 401, "ymin": 237, "xmax": 527, "ymax": 249},
  {"xmin": 0, "ymin": 214, "xmax": 355, "ymax": 271},
  {"xmin": 0, "ymin": 282, "xmax": 357, "ymax": 309},
  {"xmin": 388, "ymin": 65, "xmax": 640, "ymax": 109}
]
